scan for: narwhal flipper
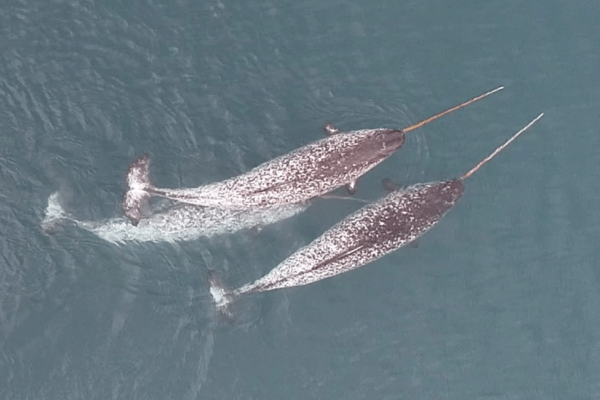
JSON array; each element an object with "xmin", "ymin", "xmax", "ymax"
[
  {"xmin": 382, "ymin": 177, "xmax": 403, "ymax": 192},
  {"xmin": 322, "ymin": 123, "xmax": 340, "ymax": 136},
  {"xmin": 346, "ymin": 180, "xmax": 358, "ymax": 195},
  {"xmin": 122, "ymin": 154, "xmax": 155, "ymax": 226},
  {"xmin": 408, "ymin": 239, "xmax": 420, "ymax": 248}
]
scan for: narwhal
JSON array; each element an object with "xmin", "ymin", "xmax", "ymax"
[
  {"xmin": 123, "ymin": 87, "xmax": 504, "ymax": 225},
  {"xmin": 41, "ymin": 192, "xmax": 309, "ymax": 244},
  {"xmin": 208, "ymin": 113, "xmax": 544, "ymax": 316}
]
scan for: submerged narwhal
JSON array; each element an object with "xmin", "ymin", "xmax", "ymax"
[
  {"xmin": 123, "ymin": 87, "xmax": 504, "ymax": 225},
  {"xmin": 41, "ymin": 192, "xmax": 309, "ymax": 244},
  {"xmin": 209, "ymin": 113, "xmax": 544, "ymax": 316}
]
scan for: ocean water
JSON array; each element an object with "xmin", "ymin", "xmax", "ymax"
[{"xmin": 1, "ymin": 1, "xmax": 600, "ymax": 399}]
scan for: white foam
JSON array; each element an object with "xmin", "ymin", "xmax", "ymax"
[
  {"xmin": 41, "ymin": 192, "xmax": 309, "ymax": 244},
  {"xmin": 41, "ymin": 192, "xmax": 71, "ymax": 232}
]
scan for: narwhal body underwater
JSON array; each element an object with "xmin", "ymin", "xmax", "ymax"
[
  {"xmin": 41, "ymin": 192, "xmax": 308, "ymax": 244},
  {"xmin": 123, "ymin": 87, "xmax": 504, "ymax": 225},
  {"xmin": 209, "ymin": 113, "xmax": 544, "ymax": 315}
]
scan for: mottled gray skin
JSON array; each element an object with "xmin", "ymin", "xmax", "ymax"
[
  {"xmin": 210, "ymin": 179, "xmax": 464, "ymax": 312},
  {"xmin": 123, "ymin": 127, "xmax": 404, "ymax": 224},
  {"xmin": 43, "ymin": 192, "xmax": 308, "ymax": 244},
  {"xmin": 235, "ymin": 179, "xmax": 464, "ymax": 295}
]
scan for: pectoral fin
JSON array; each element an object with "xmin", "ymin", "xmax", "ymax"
[
  {"xmin": 346, "ymin": 180, "xmax": 357, "ymax": 195},
  {"xmin": 382, "ymin": 178, "xmax": 402, "ymax": 193},
  {"xmin": 409, "ymin": 238, "xmax": 420, "ymax": 248},
  {"xmin": 323, "ymin": 123, "xmax": 340, "ymax": 136}
]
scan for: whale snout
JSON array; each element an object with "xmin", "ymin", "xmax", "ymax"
[{"xmin": 381, "ymin": 129, "xmax": 405, "ymax": 151}]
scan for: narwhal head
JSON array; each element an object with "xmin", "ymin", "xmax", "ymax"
[
  {"xmin": 358, "ymin": 128, "xmax": 405, "ymax": 161},
  {"xmin": 377, "ymin": 129, "xmax": 405, "ymax": 154}
]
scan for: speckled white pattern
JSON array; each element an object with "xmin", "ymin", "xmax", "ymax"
[
  {"xmin": 123, "ymin": 127, "xmax": 405, "ymax": 224},
  {"xmin": 209, "ymin": 179, "xmax": 464, "ymax": 314}
]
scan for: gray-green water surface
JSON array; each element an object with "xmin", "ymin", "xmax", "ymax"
[{"xmin": 1, "ymin": 1, "xmax": 599, "ymax": 399}]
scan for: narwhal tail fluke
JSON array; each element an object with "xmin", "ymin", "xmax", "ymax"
[
  {"xmin": 122, "ymin": 154, "xmax": 155, "ymax": 226},
  {"xmin": 41, "ymin": 192, "xmax": 72, "ymax": 234},
  {"xmin": 207, "ymin": 271, "xmax": 236, "ymax": 319}
]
